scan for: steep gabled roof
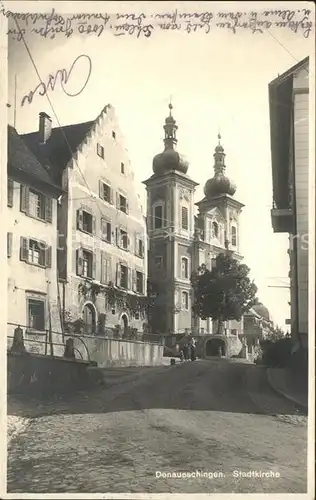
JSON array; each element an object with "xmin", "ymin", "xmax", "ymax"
[
  {"xmin": 8, "ymin": 125, "xmax": 59, "ymax": 189},
  {"xmin": 22, "ymin": 120, "xmax": 94, "ymax": 184},
  {"xmin": 21, "ymin": 104, "xmax": 114, "ymax": 186}
]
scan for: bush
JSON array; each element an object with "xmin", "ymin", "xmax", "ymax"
[{"xmin": 261, "ymin": 337, "xmax": 293, "ymax": 368}]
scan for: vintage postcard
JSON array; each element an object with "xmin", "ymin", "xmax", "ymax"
[{"xmin": 0, "ymin": 0, "xmax": 315, "ymax": 498}]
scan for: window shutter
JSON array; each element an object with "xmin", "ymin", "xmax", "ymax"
[
  {"xmin": 110, "ymin": 188, "xmax": 114, "ymax": 205},
  {"xmin": 132, "ymin": 269, "xmax": 137, "ymax": 291},
  {"xmin": 20, "ymin": 237, "xmax": 28, "ymax": 261},
  {"xmin": 92, "ymin": 216, "xmax": 97, "ymax": 235},
  {"xmin": 126, "ymin": 200, "xmax": 129, "ymax": 214},
  {"xmin": 99, "ymin": 180, "xmax": 103, "ymax": 199},
  {"xmin": 20, "ymin": 185, "xmax": 29, "ymax": 213},
  {"xmin": 7, "ymin": 232, "xmax": 13, "ymax": 258},
  {"xmin": 134, "ymin": 232, "xmax": 138, "ymax": 255},
  {"xmin": 142, "ymin": 274, "xmax": 146, "ymax": 295},
  {"xmin": 128, "ymin": 267, "xmax": 132, "ymax": 290},
  {"xmin": 115, "ymin": 228, "xmax": 119, "ymax": 246},
  {"xmin": 116, "ymin": 192, "xmax": 120, "ymax": 209},
  {"xmin": 45, "ymin": 196, "xmax": 53, "ymax": 223},
  {"xmin": 76, "ymin": 247, "xmax": 83, "ymax": 276},
  {"xmin": 46, "ymin": 245, "xmax": 52, "ymax": 268},
  {"xmin": 107, "ymin": 256, "xmax": 112, "ymax": 283},
  {"xmin": 76, "ymin": 209, "xmax": 83, "ymax": 230},
  {"xmin": 7, "ymin": 179, "xmax": 14, "ymax": 207},
  {"xmin": 92, "ymin": 252, "xmax": 97, "ymax": 279},
  {"xmin": 127, "ymin": 234, "xmax": 130, "ymax": 250},
  {"xmin": 116, "ymin": 263, "xmax": 121, "ymax": 286},
  {"xmin": 100, "ymin": 251, "xmax": 106, "ymax": 284}
]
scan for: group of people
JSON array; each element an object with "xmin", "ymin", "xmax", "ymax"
[{"xmin": 179, "ymin": 338, "xmax": 196, "ymax": 362}]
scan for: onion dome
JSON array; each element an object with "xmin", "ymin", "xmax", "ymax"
[
  {"xmin": 204, "ymin": 134, "xmax": 236, "ymax": 198},
  {"xmin": 253, "ymin": 303, "xmax": 270, "ymax": 320},
  {"xmin": 153, "ymin": 103, "xmax": 189, "ymax": 175}
]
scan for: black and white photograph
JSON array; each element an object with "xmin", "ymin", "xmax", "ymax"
[{"xmin": 0, "ymin": 1, "xmax": 315, "ymax": 497}]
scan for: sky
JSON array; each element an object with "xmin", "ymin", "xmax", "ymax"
[{"xmin": 6, "ymin": 1, "xmax": 314, "ymax": 330}]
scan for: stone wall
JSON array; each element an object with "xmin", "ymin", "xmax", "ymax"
[
  {"xmin": 7, "ymin": 351, "xmax": 91, "ymax": 395},
  {"xmin": 67, "ymin": 334, "xmax": 164, "ymax": 367}
]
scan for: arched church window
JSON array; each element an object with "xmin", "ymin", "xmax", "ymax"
[
  {"xmin": 231, "ymin": 226, "xmax": 237, "ymax": 246},
  {"xmin": 212, "ymin": 221, "xmax": 219, "ymax": 238}
]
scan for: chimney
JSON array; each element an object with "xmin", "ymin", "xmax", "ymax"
[{"xmin": 39, "ymin": 112, "xmax": 52, "ymax": 143}]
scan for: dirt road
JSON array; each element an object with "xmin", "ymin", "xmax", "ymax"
[{"xmin": 7, "ymin": 359, "xmax": 308, "ymax": 494}]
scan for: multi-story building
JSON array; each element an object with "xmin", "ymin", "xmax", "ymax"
[
  {"xmin": 144, "ymin": 104, "xmax": 244, "ymax": 339},
  {"xmin": 242, "ymin": 303, "xmax": 274, "ymax": 346},
  {"xmin": 23, "ymin": 106, "xmax": 147, "ymax": 337},
  {"xmin": 7, "ymin": 125, "xmax": 63, "ymax": 352},
  {"xmin": 269, "ymin": 56, "xmax": 309, "ymax": 349}
]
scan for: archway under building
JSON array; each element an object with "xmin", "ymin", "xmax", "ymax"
[{"xmin": 205, "ymin": 337, "xmax": 227, "ymax": 357}]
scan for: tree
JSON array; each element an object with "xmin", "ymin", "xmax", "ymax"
[
  {"xmin": 266, "ymin": 324, "xmax": 285, "ymax": 342},
  {"xmin": 191, "ymin": 252, "xmax": 258, "ymax": 334}
]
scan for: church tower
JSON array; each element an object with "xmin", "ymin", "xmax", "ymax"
[
  {"xmin": 193, "ymin": 134, "xmax": 245, "ymax": 335},
  {"xmin": 143, "ymin": 104, "xmax": 198, "ymax": 334}
]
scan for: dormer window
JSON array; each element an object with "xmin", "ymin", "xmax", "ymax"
[{"xmin": 97, "ymin": 143, "xmax": 104, "ymax": 159}]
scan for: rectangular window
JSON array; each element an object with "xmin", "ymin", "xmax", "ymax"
[
  {"xmin": 121, "ymin": 162, "xmax": 125, "ymax": 174},
  {"xmin": 154, "ymin": 205, "xmax": 163, "ymax": 229},
  {"xmin": 28, "ymin": 239, "xmax": 46, "ymax": 266},
  {"xmin": 28, "ymin": 299, "xmax": 45, "ymax": 331},
  {"xmin": 28, "ymin": 189, "xmax": 46, "ymax": 220},
  {"xmin": 138, "ymin": 239, "xmax": 144, "ymax": 258},
  {"xmin": 20, "ymin": 186, "xmax": 52, "ymax": 223},
  {"xmin": 181, "ymin": 206, "xmax": 189, "ymax": 230},
  {"xmin": 119, "ymin": 195, "xmax": 127, "ymax": 213},
  {"xmin": 120, "ymin": 229, "xmax": 128, "ymax": 250},
  {"xmin": 82, "ymin": 250, "xmax": 93, "ymax": 278},
  {"xmin": 101, "ymin": 219, "xmax": 112, "ymax": 243},
  {"xmin": 112, "ymin": 131, "xmax": 116, "ymax": 139},
  {"xmin": 101, "ymin": 253, "xmax": 111, "ymax": 284},
  {"xmin": 97, "ymin": 143, "xmax": 104, "ymax": 158},
  {"xmin": 7, "ymin": 179, "xmax": 14, "ymax": 207},
  {"xmin": 120, "ymin": 264, "xmax": 128, "ymax": 288},
  {"xmin": 231, "ymin": 226, "xmax": 237, "ymax": 246},
  {"xmin": 20, "ymin": 237, "xmax": 51, "ymax": 268},
  {"xmin": 136, "ymin": 271, "xmax": 143, "ymax": 294},
  {"xmin": 77, "ymin": 209, "xmax": 94, "ymax": 234},
  {"xmin": 182, "ymin": 291, "xmax": 189, "ymax": 310},
  {"xmin": 76, "ymin": 248, "xmax": 95, "ymax": 278},
  {"xmin": 100, "ymin": 182, "xmax": 111, "ymax": 203},
  {"xmin": 181, "ymin": 257, "xmax": 189, "ymax": 279},
  {"xmin": 154, "ymin": 256, "xmax": 162, "ymax": 269}
]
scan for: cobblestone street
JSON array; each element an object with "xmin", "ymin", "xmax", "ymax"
[{"xmin": 7, "ymin": 359, "xmax": 307, "ymax": 494}]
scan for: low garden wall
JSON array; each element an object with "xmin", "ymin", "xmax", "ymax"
[
  {"xmin": 67, "ymin": 334, "xmax": 164, "ymax": 367},
  {"xmin": 7, "ymin": 351, "xmax": 91, "ymax": 395}
]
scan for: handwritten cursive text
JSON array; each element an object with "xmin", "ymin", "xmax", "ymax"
[{"xmin": 20, "ymin": 54, "xmax": 92, "ymax": 107}]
